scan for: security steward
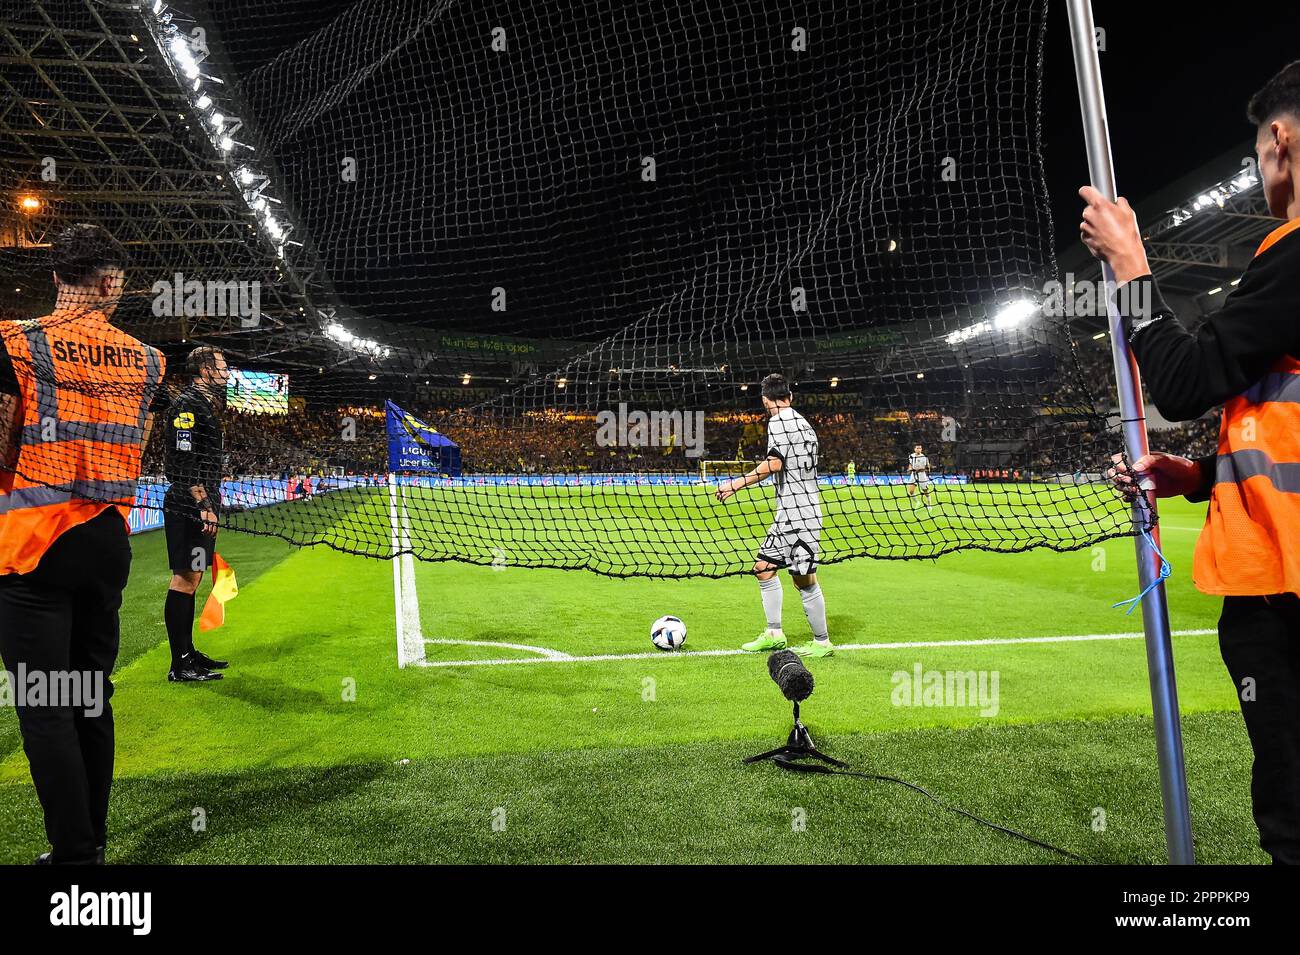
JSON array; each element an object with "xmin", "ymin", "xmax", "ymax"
[
  {"xmin": 162, "ymin": 346, "xmax": 229, "ymax": 682},
  {"xmin": 0, "ymin": 224, "xmax": 165, "ymax": 864},
  {"xmin": 1087, "ymin": 62, "xmax": 1300, "ymax": 863}
]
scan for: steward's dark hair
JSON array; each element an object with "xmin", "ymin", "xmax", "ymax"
[
  {"xmin": 1247, "ymin": 61, "xmax": 1300, "ymax": 126},
  {"xmin": 51, "ymin": 223, "xmax": 127, "ymax": 286}
]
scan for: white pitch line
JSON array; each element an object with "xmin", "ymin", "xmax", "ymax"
[
  {"xmin": 424, "ymin": 638, "xmax": 572, "ymax": 660},
  {"xmin": 411, "ymin": 628, "xmax": 1217, "ymax": 668}
]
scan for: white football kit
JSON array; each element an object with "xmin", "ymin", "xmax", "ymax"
[
  {"xmin": 757, "ymin": 407, "xmax": 822, "ymax": 575},
  {"xmin": 909, "ymin": 453, "xmax": 931, "ymax": 487}
]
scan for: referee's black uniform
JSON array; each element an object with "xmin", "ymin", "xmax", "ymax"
[{"xmin": 161, "ymin": 383, "xmax": 224, "ymax": 673}]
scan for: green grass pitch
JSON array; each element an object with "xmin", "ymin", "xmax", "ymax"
[{"xmin": 0, "ymin": 486, "xmax": 1265, "ymax": 864}]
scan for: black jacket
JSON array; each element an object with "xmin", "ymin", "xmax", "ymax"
[{"xmin": 1119, "ymin": 222, "xmax": 1300, "ymax": 500}]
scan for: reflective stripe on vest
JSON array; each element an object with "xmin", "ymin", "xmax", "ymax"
[
  {"xmin": 10, "ymin": 325, "xmax": 160, "ymax": 448},
  {"xmin": 1193, "ymin": 216, "xmax": 1300, "ymax": 596},
  {"xmin": 2, "ymin": 324, "xmax": 160, "ymax": 516},
  {"xmin": 1214, "ymin": 449, "xmax": 1300, "ymax": 494},
  {"xmin": 1242, "ymin": 371, "xmax": 1300, "ymax": 405},
  {"xmin": 20, "ymin": 320, "xmax": 59, "ymax": 428},
  {"xmin": 0, "ymin": 480, "xmax": 140, "ymax": 514},
  {"xmin": 20, "ymin": 421, "xmax": 145, "ymax": 445},
  {"xmin": 0, "ymin": 313, "xmax": 165, "ymax": 575}
]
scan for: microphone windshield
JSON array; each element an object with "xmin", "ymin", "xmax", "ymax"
[{"xmin": 768, "ymin": 649, "xmax": 814, "ymax": 702}]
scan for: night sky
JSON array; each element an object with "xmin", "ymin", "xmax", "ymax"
[
  {"xmin": 200, "ymin": 0, "xmax": 1300, "ymax": 345},
  {"xmin": 1040, "ymin": 2, "xmax": 1300, "ymax": 248}
]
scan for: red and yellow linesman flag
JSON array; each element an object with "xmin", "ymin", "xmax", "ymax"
[{"xmin": 199, "ymin": 553, "xmax": 238, "ymax": 631}]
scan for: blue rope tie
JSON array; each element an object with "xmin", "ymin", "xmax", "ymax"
[{"xmin": 1112, "ymin": 529, "xmax": 1172, "ymax": 615}]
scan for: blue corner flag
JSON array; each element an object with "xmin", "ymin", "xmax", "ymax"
[{"xmin": 385, "ymin": 400, "xmax": 461, "ymax": 476}]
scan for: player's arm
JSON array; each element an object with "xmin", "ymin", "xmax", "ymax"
[{"xmin": 715, "ymin": 453, "xmax": 782, "ymax": 502}]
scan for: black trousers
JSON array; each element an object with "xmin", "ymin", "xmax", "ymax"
[
  {"xmin": 1219, "ymin": 594, "xmax": 1300, "ymax": 864},
  {"xmin": 0, "ymin": 508, "xmax": 131, "ymax": 863}
]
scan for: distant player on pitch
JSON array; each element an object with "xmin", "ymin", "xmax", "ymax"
[
  {"xmin": 715, "ymin": 374, "xmax": 831, "ymax": 659},
  {"xmin": 907, "ymin": 444, "xmax": 934, "ymax": 510}
]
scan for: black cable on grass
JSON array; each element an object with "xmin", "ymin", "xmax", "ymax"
[{"xmin": 768, "ymin": 755, "xmax": 1087, "ymax": 862}]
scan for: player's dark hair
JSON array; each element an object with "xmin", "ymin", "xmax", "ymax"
[
  {"xmin": 760, "ymin": 373, "xmax": 791, "ymax": 400},
  {"xmin": 186, "ymin": 346, "xmax": 222, "ymax": 377},
  {"xmin": 51, "ymin": 223, "xmax": 127, "ymax": 286},
  {"xmin": 1247, "ymin": 61, "xmax": 1300, "ymax": 126}
]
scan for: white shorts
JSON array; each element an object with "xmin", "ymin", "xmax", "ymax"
[
  {"xmin": 911, "ymin": 474, "xmax": 931, "ymax": 488},
  {"xmin": 757, "ymin": 520, "xmax": 822, "ymax": 575}
]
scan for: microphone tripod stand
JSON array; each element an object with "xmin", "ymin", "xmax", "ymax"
[{"xmin": 744, "ymin": 701, "xmax": 846, "ymax": 772}]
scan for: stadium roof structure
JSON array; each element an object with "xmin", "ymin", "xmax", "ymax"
[
  {"xmin": 0, "ymin": 0, "xmax": 539, "ymax": 384},
  {"xmin": 1059, "ymin": 140, "xmax": 1278, "ymax": 340},
  {"xmin": 0, "ymin": 0, "xmax": 353, "ymax": 371},
  {"xmin": 2, "ymin": 0, "xmax": 1069, "ymax": 403}
]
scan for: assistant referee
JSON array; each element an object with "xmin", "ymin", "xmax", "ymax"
[
  {"xmin": 161, "ymin": 346, "xmax": 229, "ymax": 683},
  {"xmin": 1086, "ymin": 62, "xmax": 1300, "ymax": 864},
  {"xmin": 0, "ymin": 224, "xmax": 165, "ymax": 864}
]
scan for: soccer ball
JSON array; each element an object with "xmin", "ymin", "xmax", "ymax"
[{"xmin": 650, "ymin": 615, "xmax": 687, "ymax": 651}]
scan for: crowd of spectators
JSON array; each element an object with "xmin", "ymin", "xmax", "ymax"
[
  {"xmin": 139, "ymin": 398, "xmax": 974, "ymax": 478},
  {"xmin": 126, "ymin": 364, "xmax": 1225, "ymax": 483},
  {"xmin": 1030, "ymin": 340, "xmax": 1223, "ymax": 469},
  {"xmin": 1053, "ymin": 340, "xmax": 1117, "ymax": 412},
  {"xmin": 1149, "ymin": 415, "xmax": 1221, "ymax": 460},
  {"xmin": 135, "ymin": 392, "xmax": 1224, "ymax": 481}
]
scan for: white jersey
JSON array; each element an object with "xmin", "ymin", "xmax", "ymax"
[
  {"xmin": 909, "ymin": 453, "xmax": 930, "ymax": 481},
  {"xmin": 767, "ymin": 407, "xmax": 821, "ymax": 528}
]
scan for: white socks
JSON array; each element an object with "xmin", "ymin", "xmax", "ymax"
[
  {"xmin": 761, "ymin": 576, "xmax": 829, "ymax": 643},
  {"xmin": 758, "ymin": 575, "xmax": 783, "ymax": 630},
  {"xmin": 799, "ymin": 583, "xmax": 829, "ymax": 642}
]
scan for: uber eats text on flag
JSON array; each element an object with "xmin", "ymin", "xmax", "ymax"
[{"xmin": 386, "ymin": 400, "xmax": 461, "ymax": 476}]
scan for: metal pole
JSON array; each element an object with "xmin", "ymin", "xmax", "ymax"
[{"xmin": 1065, "ymin": 0, "xmax": 1195, "ymax": 864}]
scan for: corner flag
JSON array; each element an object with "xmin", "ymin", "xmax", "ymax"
[
  {"xmin": 199, "ymin": 553, "xmax": 239, "ymax": 632},
  {"xmin": 385, "ymin": 400, "xmax": 461, "ymax": 475}
]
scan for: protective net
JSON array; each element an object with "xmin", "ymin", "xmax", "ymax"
[{"xmin": 0, "ymin": 0, "xmax": 1128, "ymax": 578}]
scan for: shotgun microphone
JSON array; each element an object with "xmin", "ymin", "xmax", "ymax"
[{"xmin": 768, "ymin": 649, "xmax": 814, "ymax": 703}]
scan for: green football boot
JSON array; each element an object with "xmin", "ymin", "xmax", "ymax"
[
  {"xmin": 741, "ymin": 628, "xmax": 787, "ymax": 652},
  {"xmin": 791, "ymin": 640, "xmax": 834, "ymax": 659}
]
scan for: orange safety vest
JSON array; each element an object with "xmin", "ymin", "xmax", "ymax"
[
  {"xmin": 1194, "ymin": 216, "xmax": 1300, "ymax": 596},
  {"xmin": 0, "ymin": 310, "xmax": 164, "ymax": 575}
]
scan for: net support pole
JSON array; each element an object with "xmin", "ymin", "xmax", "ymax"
[{"xmin": 1066, "ymin": 0, "xmax": 1195, "ymax": 864}]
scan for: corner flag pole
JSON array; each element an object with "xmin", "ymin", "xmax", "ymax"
[{"xmin": 1066, "ymin": 0, "xmax": 1195, "ymax": 864}]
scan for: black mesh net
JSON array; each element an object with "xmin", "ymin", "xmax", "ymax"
[{"xmin": 0, "ymin": 0, "xmax": 1127, "ymax": 577}]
